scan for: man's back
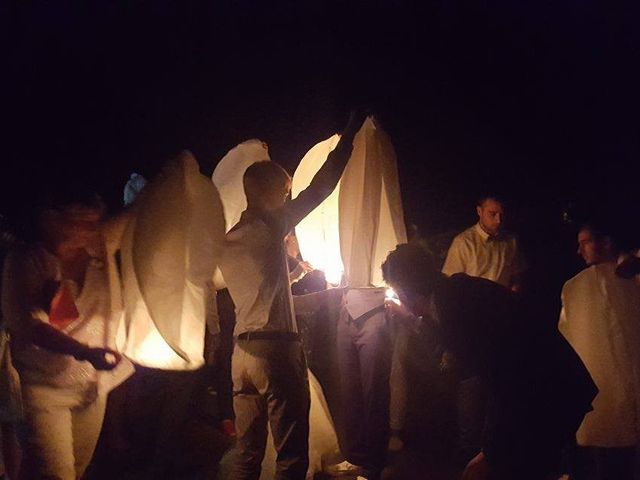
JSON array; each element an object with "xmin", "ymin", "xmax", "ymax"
[
  {"xmin": 560, "ymin": 262, "xmax": 640, "ymax": 447},
  {"xmin": 220, "ymin": 209, "xmax": 296, "ymax": 336}
]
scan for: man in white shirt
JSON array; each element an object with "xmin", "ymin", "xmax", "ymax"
[
  {"xmin": 559, "ymin": 223, "xmax": 640, "ymax": 479},
  {"xmin": 219, "ymin": 109, "xmax": 367, "ymax": 480},
  {"xmin": 441, "ymin": 195, "xmax": 525, "ymax": 463},
  {"xmin": 442, "ymin": 196, "xmax": 524, "ymax": 291}
]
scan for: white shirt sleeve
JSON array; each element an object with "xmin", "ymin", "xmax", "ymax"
[{"xmin": 442, "ymin": 236, "xmax": 467, "ymax": 276}]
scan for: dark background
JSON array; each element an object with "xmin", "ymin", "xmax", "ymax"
[{"xmin": 5, "ymin": 1, "xmax": 640, "ymax": 315}]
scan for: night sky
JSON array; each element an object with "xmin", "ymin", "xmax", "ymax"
[{"xmin": 5, "ymin": 1, "xmax": 640, "ymax": 313}]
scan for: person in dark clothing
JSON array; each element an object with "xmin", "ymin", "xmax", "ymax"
[{"xmin": 382, "ymin": 243, "xmax": 597, "ymax": 480}]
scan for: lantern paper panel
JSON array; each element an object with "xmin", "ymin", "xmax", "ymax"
[
  {"xmin": 340, "ymin": 117, "xmax": 407, "ymax": 287},
  {"xmin": 212, "ymin": 139, "xmax": 270, "ymax": 233},
  {"xmin": 291, "ymin": 134, "xmax": 344, "ymax": 285},
  {"xmin": 122, "ymin": 151, "xmax": 226, "ymax": 370}
]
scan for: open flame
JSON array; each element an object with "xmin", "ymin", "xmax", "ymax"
[{"xmin": 385, "ymin": 287, "xmax": 401, "ymax": 305}]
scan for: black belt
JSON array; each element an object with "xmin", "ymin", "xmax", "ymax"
[
  {"xmin": 348, "ymin": 304, "xmax": 386, "ymax": 326},
  {"xmin": 236, "ymin": 331, "xmax": 301, "ymax": 342}
]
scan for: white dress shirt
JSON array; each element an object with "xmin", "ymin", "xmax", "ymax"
[
  {"xmin": 442, "ymin": 223, "xmax": 523, "ymax": 288},
  {"xmin": 220, "ymin": 210, "xmax": 298, "ymax": 336},
  {"xmin": 220, "ymin": 142, "xmax": 353, "ymax": 337}
]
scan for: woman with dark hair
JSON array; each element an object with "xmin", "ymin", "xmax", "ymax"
[{"xmin": 1, "ymin": 190, "xmax": 133, "ymax": 479}]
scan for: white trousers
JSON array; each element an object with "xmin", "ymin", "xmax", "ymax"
[
  {"xmin": 231, "ymin": 338, "xmax": 310, "ymax": 480},
  {"xmin": 20, "ymin": 383, "xmax": 106, "ymax": 480}
]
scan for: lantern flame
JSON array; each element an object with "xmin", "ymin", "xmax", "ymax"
[{"xmin": 385, "ymin": 287, "xmax": 401, "ymax": 305}]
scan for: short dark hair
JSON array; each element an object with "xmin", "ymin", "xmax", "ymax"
[
  {"xmin": 243, "ymin": 161, "xmax": 291, "ymax": 204},
  {"xmin": 382, "ymin": 243, "xmax": 441, "ymax": 297},
  {"xmin": 32, "ymin": 187, "xmax": 105, "ymax": 242},
  {"xmin": 41, "ymin": 187, "xmax": 105, "ymax": 214},
  {"xmin": 477, "ymin": 194, "xmax": 505, "ymax": 208},
  {"xmin": 579, "ymin": 221, "xmax": 619, "ymax": 254}
]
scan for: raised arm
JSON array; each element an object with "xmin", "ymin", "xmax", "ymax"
[{"xmin": 286, "ymin": 108, "xmax": 368, "ymax": 228}]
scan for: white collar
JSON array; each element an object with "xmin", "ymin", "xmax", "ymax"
[{"xmin": 474, "ymin": 223, "xmax": 491, "ymax": 241}]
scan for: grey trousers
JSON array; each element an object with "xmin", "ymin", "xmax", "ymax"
[
  {"xmin": 231, "ymin": 338, "xmax": 310, "ymax": 480},
  {"xmin": 337, "ymin": 307, "xmax": 391, "ymax": 475}
]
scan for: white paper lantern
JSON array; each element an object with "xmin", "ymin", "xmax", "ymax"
[
  {"xmin": 291, "ymin": 134, "xmax": 344, "ymax": 285},
  {"xmin": 122, "ymin": 151, "xmax": 226, "ymax": 370},
  {"xmin": 293, "ymin": 117, "xmax": 407, "ymax": 288}
]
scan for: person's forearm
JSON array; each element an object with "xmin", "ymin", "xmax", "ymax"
[
  {"xmin": 287, "ymin": 140, "xmax": 354, "ymax": 227},
  {"xmin": 312, "ymin": 140, "xmax": 353, "ymax": 195},
  {"xmin": 27, "ymin": 322, "xmax": 90, "ymax": 359},
  {"xmin": 287, "ymin": 110, "xmax": 366, "ymax": 226}
]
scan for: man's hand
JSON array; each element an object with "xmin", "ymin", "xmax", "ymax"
[
  {"xmin": 298, "ymin": 260, "xmax": 313, "ymax": 273},
  {"xmin": 77, "ymin": 347, "xmax": 122, "ymax": 371},
  {"xmin": 461, "ymin": 452, "xmax": 489, "ymax": 480},
  {"xmin": 385, "ymin": 299, "xmax": 414, "ymax": 321},
  {"xmin": 342, "ymin": 107, "xmax": 370, "ymax": 139}
]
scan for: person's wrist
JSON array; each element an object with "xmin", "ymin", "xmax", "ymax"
[
  {"xmin": 337, "ymin": 137, "xmax": 356, "ymax": 152},
  {"xmin": 72, "ymin": 344, "xmax": 92, "ymax": 361}
]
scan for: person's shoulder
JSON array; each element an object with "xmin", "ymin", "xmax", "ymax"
[
  {"xmin": 450, "ymin": 225, "xmax": 477, "ymax": 246},
  {"xmin": 593, "ymin": 261, "xmax": 639, "ymax": 290},
  {"xmin": 460, "ymin": 225, "xmax": 477, "ymax": 238},
  {"xmin": 562, "ymin": 265, "xmax": 597, "ymax": 292},
  {"xmin": 227, "ymin": 210, "xmax": 266, "ymax": 233}
]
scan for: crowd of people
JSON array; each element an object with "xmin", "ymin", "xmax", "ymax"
[{"xmin": 0, "ymin": 108, "xmax": 639, "ymax": 480}]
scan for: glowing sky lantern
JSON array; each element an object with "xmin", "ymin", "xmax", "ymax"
[
  {"xmin": 121, "ymin": 151, "xmax": 226, "ymax": 370},
  {"xmin": 291, "ymin": 135, "xmax": 344, "ymax": 285},
  {"xmin": 293, "ymin": 117, "xmax": 407, "ymax": 288},
  {"xmin": 212, "ymin": 139, "xmax": 270, "ymax": 232}
]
